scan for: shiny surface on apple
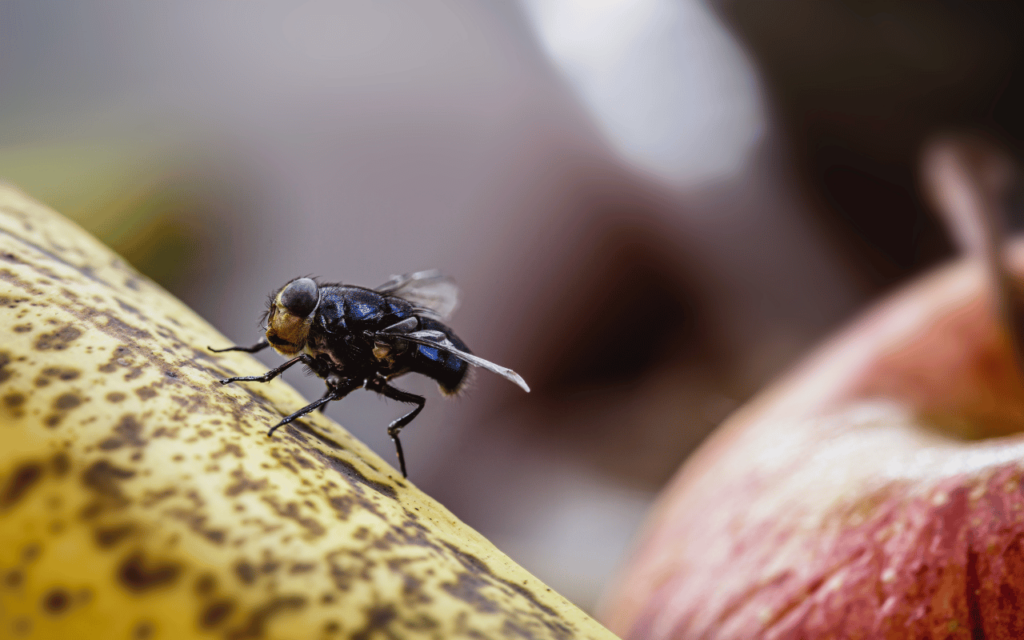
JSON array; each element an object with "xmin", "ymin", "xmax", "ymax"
[{"xmin": 602, "ymin": 245, "xmax": 1024, "ymax": 638}]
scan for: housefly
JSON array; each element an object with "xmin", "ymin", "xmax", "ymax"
[{"xmin": 211, "ymin": 270, "xmax": 529, "ymax": 477}]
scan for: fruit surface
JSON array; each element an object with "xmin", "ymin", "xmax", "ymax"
[
  {"xmin": 0, "ymin": 185, "xmax": 617, "ymax": 640},
  {"xmin": 601, "ymin": 246, "xmax": 1024, "ymax": 639}
]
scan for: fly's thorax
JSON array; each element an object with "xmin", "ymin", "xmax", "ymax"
[
  {"xmin": 265, "ymin": 277, "xmax": 320, "ymax": 356},
  {"xmin": 373, "ymin": 336, "xmax": 412, "ymax": 365}
]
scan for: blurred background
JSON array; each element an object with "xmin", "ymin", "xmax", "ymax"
[{"xmin": 2, "ymin": 0, "xmax": 1023, "ymax": 612}]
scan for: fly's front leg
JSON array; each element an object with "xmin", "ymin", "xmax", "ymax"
[
  {"xmin": 219, "ymin": 354, "xmax": 309, "ymax": 385},
  {"xmin": 268, "ymin": 377, "xmax": 361, "ymax": 436},
  {"xmin": 317, "ymin": 370, "xmax": 342, "ymax": 414},
  {"xmin": 209, "ymin": 337, "xmax": 270, "ymax": 354},
  {"xmin": 372, "ymin": 380, "xmax": 426, "ymax": 478}
]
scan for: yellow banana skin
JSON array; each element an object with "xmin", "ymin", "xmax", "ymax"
[{"xmin": 0, "ymin": 186, "xmax": 618, "ymax": 640}]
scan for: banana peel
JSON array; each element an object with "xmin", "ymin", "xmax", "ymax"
[{"xmin": 0, "ymin": 185, "xmax": 618, "ymax": 640}]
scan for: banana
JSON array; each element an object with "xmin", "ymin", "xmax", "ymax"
[{"xmin": 0, "ymin": 185, "xmax": 618, "ymax": 640}]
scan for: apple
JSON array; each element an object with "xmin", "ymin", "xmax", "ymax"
[{"xmin": 599, "ymin": 243, "xmax": 1024, "ymax": 638}]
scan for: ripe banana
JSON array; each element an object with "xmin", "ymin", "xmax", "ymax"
[{"xmin": 0, "ymin": 185, "xmax": 618, "ymax": 640}]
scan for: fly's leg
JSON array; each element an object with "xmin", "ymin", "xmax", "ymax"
[
  {"xmin": 267, "ymin": 377, "xmax": 360, "ymax": 437},
  {"xmin": 318, "ymin": 372, "xmax": 347, "ymax": 413},
  {"xmin": 209, "ymin": 337, "xmax": 270, "ymax": 353},
  {"xmin": 372, "ymin": 381, "xmax": 426, "ymax": 478},
  {"xmin": 266, "ymin": 391, "xmax": 337, "ymax": 437},
  {"xmin": 219, "ymin": 355, "xmax": 309, "ymax": 385}
]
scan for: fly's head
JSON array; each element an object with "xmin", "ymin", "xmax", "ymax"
[{"xmin": 265, "ymin": 277, "xmax": 319, "ymax": 356}]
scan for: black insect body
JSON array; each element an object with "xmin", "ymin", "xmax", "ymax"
[{"xmin": 211, "ymin": 271, "xmax": 529, "ymax": 477}]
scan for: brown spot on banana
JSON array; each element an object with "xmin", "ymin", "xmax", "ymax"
[
  {"xmin": 200, "ymin": 598, "xmax": 236, "ymax": 630},
  {"xmin": 94, "ymin": 524, "xmax": 135, "ymax": 549},
  {"xmin": 0, "ymin": 352, "xmax": 13, "ymax": 384},
  {"xmin": 1, "ymin": 462, "xmax": 44, "ymax": 508},
  {"xmin": 0, "ymin": 185, "xmax": 619, "ymax": 639},
  {"xmin": 118, "ymin": 552, "xmax": 184, "ymax": 593},
  {"xmin": 33, "ymin": 325, "xmax": 83, "ymax": 351},
  {"xmin": 41, "ymin": 588, "xmax": 71, "ymax": 615}
]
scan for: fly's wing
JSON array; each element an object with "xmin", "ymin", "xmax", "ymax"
[
  {"xmin": 376, "ymin": 270, "xmax": 459, "ymax": 320},
  {"xmin": 381, "ymin": 329, "xmax": 530, "ymax": 393}
]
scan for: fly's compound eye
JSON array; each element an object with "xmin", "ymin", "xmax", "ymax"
[{"xmin": 278, "ymin": 278, "xmax": 319, "ymax": 317}]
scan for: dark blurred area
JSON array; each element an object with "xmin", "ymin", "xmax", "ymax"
[
  {"xmin": 721, "ymin": 0, "xmax": 1024, "ymax": 284},
  {"xmin": 2, "ymin": 0, "xmax": 1022, "ymax": 611}
]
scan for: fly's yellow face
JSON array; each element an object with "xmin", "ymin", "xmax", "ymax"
[{"xmin": 265, "ymin": 277, "xmax": 319, "ymax": 356}]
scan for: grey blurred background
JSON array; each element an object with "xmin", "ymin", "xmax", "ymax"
[{"xmin": 2, "ymin": 0, "xmax": 1023, "ymax": 612}]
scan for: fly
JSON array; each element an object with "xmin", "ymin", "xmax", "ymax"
[{"xmin": 211, "ymin": 270, "xmax": 529, "ymax": 477}]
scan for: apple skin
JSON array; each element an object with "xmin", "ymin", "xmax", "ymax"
[{"xmin": 600, "ymin": 248, "xmax": 1024, "ymax": 639}]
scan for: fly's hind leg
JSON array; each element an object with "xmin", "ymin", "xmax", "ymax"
[{"xmin": 371, "ymin": 380, "xmax": 425, "ymax": 478}]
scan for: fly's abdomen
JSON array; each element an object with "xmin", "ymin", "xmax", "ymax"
[{"xmin": 410, "ymin": 318, "xmax": 470, "ymax": 395}]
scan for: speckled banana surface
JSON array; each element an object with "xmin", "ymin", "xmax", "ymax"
[{"xmin": 0, "ymin": 185, "xmax": 618, "ymax": 640}]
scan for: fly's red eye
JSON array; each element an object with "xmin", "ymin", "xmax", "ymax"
[{"xmin": 278, "ymin": 278, "xmax": 318, "ymax": 317}]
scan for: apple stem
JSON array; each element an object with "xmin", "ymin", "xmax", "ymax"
[{"xmin": 922, "ymin": 134, "xmax": 1024, "ymax": 375}]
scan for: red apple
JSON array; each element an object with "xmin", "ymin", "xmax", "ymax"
[{"xmin": 600, "ymin": 244, "xmax": 1024, "ymax": 638}]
